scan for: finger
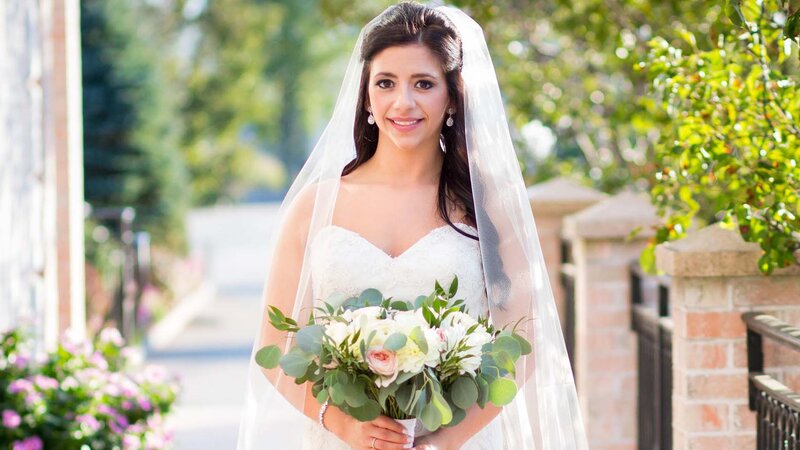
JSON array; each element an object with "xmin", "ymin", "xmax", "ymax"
[
  {"xmin": 369, "ymin": 425, "xmax": 412, "ymax": 445},
  {"xmin": 372, "ymin": 438, "xmax": 412, "ymax": 450},
  {"xmin": 373, "ymin": 415, "xmax": 406, "ymax": 434}
]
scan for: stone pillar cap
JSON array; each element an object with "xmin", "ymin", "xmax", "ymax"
[
  {"xmin": 527, "ymin": 177, "xmax": 607, "ymax": 216},
  {"xmin": 563, "ymin": 190, "xmax": 660, "ymax": 239},
  {"xmin": 656, "ymin": 223, "xmax": 800, "ymax": 277}
]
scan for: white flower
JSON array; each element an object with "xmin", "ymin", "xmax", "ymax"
[
  {"xmin": 324, "ymin": 321, "xmax": 350, "ymax": 347},
  {"xmin": 442, "ymin": 321, "xmax": 491, "ymax": 376}
]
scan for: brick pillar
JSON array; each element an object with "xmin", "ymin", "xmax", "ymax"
[
  {"xmin": 45, "ymin": 0, "xmax": 86, "ymax": 341},
  {"xmin": 527, "ymin": 176, "xmax": 606, "ymax": 328},
  {"xmin": 563, "ymin": 191, "xmax": 660, "ymax": 450},
  {"xmin": 656, "ymin": 224, "xmax": 800, "ymax": 450}
]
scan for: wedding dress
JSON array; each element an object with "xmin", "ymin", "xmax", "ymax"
[{"xmin": 302, "ymin": 222, "xmax": 504, "ymax": 449}]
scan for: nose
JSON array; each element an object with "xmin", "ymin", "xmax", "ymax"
[{"xmin": 392, "ymin": 85, "xmax": 416, "ymax": 110}]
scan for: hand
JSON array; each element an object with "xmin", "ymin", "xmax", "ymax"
[
  {"xmin": 411, "ymin": 433, "xmax": 457, "ymax": 450},
  {"xmin": 340, "ymin": 414, "xmax": 413, "ymax": 450}
]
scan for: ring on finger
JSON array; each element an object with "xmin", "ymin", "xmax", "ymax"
[{"xmin": 371, "ymin": 437, "xmax": 377, "ymax": 449}]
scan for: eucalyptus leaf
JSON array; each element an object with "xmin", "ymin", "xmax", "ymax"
[
  {"xmin": 409, "ymin": 327, "xmax": 428, "ymax": 354},
  {"xmin": 349, "ymin": 399, "xmax": 381, "ymax": 422},
  {"xmin": 279, "ymin": 349, "xmax": 313, "ymax": 378},
  {"xmin": 359, "ymin": 288, "xmax": 383, "ymax": 306},
  {"xmin": 512, "ymin": 333, "xmax": 532, "ymax": 356},
  {"xmin": 254, "ymin": 345, "xmax": 281, "ymax": 369},
  {"xmin": 384, "ymin": 333, "xmax": 408, "ymax": 351},
  {"xmin": 296, "ymin": 325, "xmax": 325, "ymax": 354},
  {"xmin": 488, "ymin": 378, "xmax": 517, "ymax": 406},
  {"xmin": 493, "ymin": 336, "xmax": 522, "ymax": 361},
  {"xmin": 420, "ymin": 401, "xmax": 442, "ymax": 431},
  {"xmin": 431, "ymin": 390, "xmax": 453, "ymax": 425},
  {"xmin": 451, "ymin": 376, "xmax": 479, "ymax": 410}
]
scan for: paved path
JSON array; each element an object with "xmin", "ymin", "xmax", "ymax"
[{"xmin": 147, "ymin": 203, "xmax": 281, "ymax": 449}]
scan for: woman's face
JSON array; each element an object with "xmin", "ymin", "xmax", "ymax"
[{"xmin": 367, "ymin": 44, "xmax": 451, "ymax": 154}]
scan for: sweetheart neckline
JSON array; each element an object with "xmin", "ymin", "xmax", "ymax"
[{"xmin": 321, "ymin": 223, "xmax": 477, "ymax": 261}]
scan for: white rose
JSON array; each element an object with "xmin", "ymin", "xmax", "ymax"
[{"xmin": 324, "ymin": 321, "xmax": 350, "ymax": 347}]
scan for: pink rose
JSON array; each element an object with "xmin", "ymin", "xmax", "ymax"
[{"xmin": 366, "ymin": 347, "xmax": 398, "ymax": 387}]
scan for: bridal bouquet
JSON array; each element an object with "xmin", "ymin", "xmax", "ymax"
[{"xmin": 255, "ymin": 278, "xmax": 531, "ymax": 442}]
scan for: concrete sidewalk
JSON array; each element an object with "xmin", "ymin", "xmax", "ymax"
[{"xmin": 146, "ymin": 203, "xmax": 280, "ymax": 449}]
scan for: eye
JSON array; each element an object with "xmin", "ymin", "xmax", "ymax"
[
  {"xmin": 416, "ymin": 80, "xmax": 434, "ymax": 89},
  {"xmin": 376, "ymin": 79, "xmax": 393, "ymax": 89}
]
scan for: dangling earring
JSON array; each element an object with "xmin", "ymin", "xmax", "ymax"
[
  {"xmin": 367, "ymin": 107, "xmax": 375, "ymax": 125},
  {"xmin": 446, "ymin": 108, "xmax": 455, "ymax": 127},
  {"xmin": 439, "ymin": 133, "xmax": 447, "ymax": 153}
]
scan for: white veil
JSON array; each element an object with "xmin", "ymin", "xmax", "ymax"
[{"xmin": 236, "ymin": 4, "xmax": 588, "ymax": 449}]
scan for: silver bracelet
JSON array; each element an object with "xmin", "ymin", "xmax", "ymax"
[{"xmin": 318, "ymin": 399, "xmax": 330, "ymax": 431}]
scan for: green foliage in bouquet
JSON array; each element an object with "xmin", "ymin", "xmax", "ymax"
[
  {"xmin": 256, "ymin": 277, "xmax": 531, "ymax": 433},
  {"xmin": 0, "ymin": 328, "xmax": 179, "ymax": 449},
  {"xmin": 638, "ymin": 0, "xmax": 800, "ymax": 274}
]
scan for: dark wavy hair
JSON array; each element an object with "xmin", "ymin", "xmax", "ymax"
[{"xmin": 342, "ymin": 1, "xmax": 477, "ymax": 241}]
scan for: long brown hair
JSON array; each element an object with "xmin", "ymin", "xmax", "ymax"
[{"xmin": 342, "ymin": 1, "xmax": 477, "ymax": 240}]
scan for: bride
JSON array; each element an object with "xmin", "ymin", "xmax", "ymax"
[{"xmin": 237, "ymin": 2, "xmax": 588, "ymax": 449}]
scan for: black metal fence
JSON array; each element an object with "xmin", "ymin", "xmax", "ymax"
[
  {"xmin": 630, "ymin": 262, "xmax": 672, "ymax": 450},
  {"xmin": 87, "ymin": 206, "xmax": 151, "ymax": 341},
  {"xmin": 742, "ymin": 312, "xmax": 800, "ymax": 450},
  {"xmin": 560, "ymin": 238, "xmax": 576, "ymax": 376}
]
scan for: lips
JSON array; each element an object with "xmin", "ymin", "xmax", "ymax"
[{"xmin": 388, "ymin": 118, "xmax": 423, "ymax": 131}]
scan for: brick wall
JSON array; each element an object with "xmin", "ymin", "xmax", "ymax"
[{"xmin": 657, "ymin": 224, "xmax": 800, "ymax": 450}]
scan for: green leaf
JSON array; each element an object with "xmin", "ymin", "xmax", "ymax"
[
  {"xmin": 725, "ymin": 0, "xmax": 745, "ymax": 27},
  {"xmin": 254, "ymin": 345, "xmax": 281, "ymax": 369},
  {"xmin": 329, "ymin": 383, "xmax": 345, "ymax": 405},
  {"xmin": 409, "ymin": 327, "xmax": 428, "ymax": 354},
  {"xmin": 349, "ymin": 399, "xmax": 382, "ymax": 422},
  {"xmin": 342, "ymin": 380, "xmax": 369, "ymax": 407},
  {"xmin": 512, "ymin": 333, "xmax": 532, "ymax": 356},
  {"xmin": 390, "ymin": 300, "xmax": 410, "ymax": 311},
  {"xmin": 451, "ymin": 376, "xmax": 479, "ymax": 410},
  {"xmin": 279, "ymin": 349, "xmax": 314, "ymax": 378},
  {"xmin": 384, "ymin": 333, "xmax": 408, "ymax": 351},
  {"xmin": 420, "ymin": 400, "xmax": 442, "ymax": 431},
  {"xmin": 414, "ymin": 295, "xmax": 427, "ymax": 309},
  {"xmin": 296, "ymin": 325, "xmax": 325, "ymax": 354},
  {"xmin": 315, "ymin": 388, "xmax": 328, "ymax": 404},
  {"xmin": 784, "ymin": 10, "xmax": 800, "ymax": 39},
  {"xmin": 448, "ymin": 276, "xmax": 459, "ymax": 297},
  {"xmin": 476, "ymin": 376, "xmax": 489, "ymax": 408},
  {"xmin": 447, "ymin": 407, "xmax": 467, "ymax": 427},
  {"xmin": 359, "ymin": 288, "xmax": 383, "ymax": 306},
  {"xmin": 431, "ymin": 390, "xmax": 453, "ymax": 425},
  {"xmin": 488, "ymin": 378, "xmax": 518, "ymax": 406},
  {"xmin": 493, "ymin": 336, "xmax": 522, "ymax": 361}
]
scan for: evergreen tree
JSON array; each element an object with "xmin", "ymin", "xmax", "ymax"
[{"xmin": 81, "ymin": 0, "xmax": 189, "ymax": 249}]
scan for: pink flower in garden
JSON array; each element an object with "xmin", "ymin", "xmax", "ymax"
[
  {"xmin": 122, "ymin": 400, "xmax": 133, "ymax": 410},
  {"xmin": 123, "ymin": 434, "xmax": 142, "ymax": 450},
  {"xmin": 89, "ymin": 352, "xmax": 109, "ymax": 370},
  {"xmin": 10, "ymin": 351, "xmax": 30, "ymax": 368},
  {"xmin": 365, "ymin": 347, "xmax": 398, "ymax": 387},
  {"xmin": 2, "ymin": 409, "xmax": 21, "ymax": 428},
  {"xmin": 8, "ymin": 379, "xmax": 33, "ymax": 394},
  {"xmin": 12, "ymin": 436, "xmax": 42, "ymax": 450},
  {"xmin": 33, "ymin": 375, "xmax": 58, "ymax": 390},
  {"xmin": 99, "ymin": 327, "xmax": 125, "ymax": 347},
  {"xmin": 137, "ymin": 396, "xmax": 152, "ymax": 411},
  {"xmin": 77, "ymin": 414, "xmax": 101, "ymax": 433},
  {"xmin": 143, "ymin": 365, "xmax": 167, "ymax": 384}
]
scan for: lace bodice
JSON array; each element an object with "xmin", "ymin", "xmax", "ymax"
[
  {"xmin": 309, "ymin": 222, "xmax": 488, "ymax": 313},
  {"xmin": 303, "ymin": 222, "xmax": 503, "ymax": 450}
]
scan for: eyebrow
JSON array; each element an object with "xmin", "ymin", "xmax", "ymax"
[{"xmin": 373, "ymin": 71, "xmax": 439, "ymax": 79}]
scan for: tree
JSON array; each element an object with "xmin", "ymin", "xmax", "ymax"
[
  {"xmin": 640, "ymin": 0, "xmax": 800, "ymax": 273},
  {"xmin": 81, "ymin": 0, "xmax": 189, "ymax": 248}
]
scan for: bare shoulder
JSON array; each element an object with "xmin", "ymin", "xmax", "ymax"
[{"xmin": 279, "ymin": 182, "xmax": 325, "ymax": 246}]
